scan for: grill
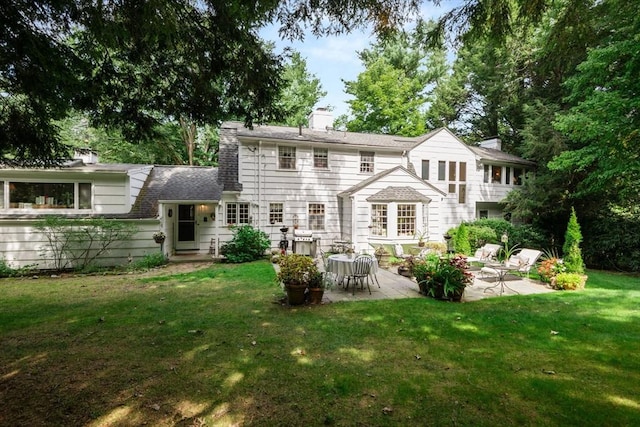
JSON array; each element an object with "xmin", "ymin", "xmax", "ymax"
[{"xmin": 293, "ymin": 229, "xmax": 314, "ymax": 255}]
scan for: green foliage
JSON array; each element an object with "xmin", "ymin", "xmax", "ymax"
[
  {"xmin": 465, "ymin": 225, "xmax": 498, "ymax": 249},
  {"xmin": 453, "ymin": 223, "xmax": 472, "ymax": 255},
  {"xmin": 413, "ymin": 255, "xmax": 473, "ymax": 300},
  {"xmin": 130, "ymin": 252, "xmax": 169, "ymax": 270},
  {"xmin": 276, "ymin": 253, "xmax": 319, "ymax": 286},
  {"xmin": 220, "ymin": 225, "xmax": 270, "ymax": 263},
  {"xmin": 0, "ymin": 258, "xmax": 16, "ymax": 278},
  {"xmin": 276, "ymin": 51, "xmax": 326, "ymax": 127},
  {"xmin": 562, "ymin": 207, "xmax": 585, "ymax": 274},
  {"xmin": 34, "ymin": 216, "xmax": 138, "ymax": 271},
  {"xmin": 553, "ymin": 272, "xmax": 587, "ymax": 290}
]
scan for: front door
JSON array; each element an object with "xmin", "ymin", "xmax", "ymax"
[{"xmin": 176, "ymin": 204, "xmax": 198, "ymax": 251}]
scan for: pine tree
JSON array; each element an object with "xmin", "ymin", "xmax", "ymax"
[{"xmin": 562, "ymin": 207, "xmax": 585, "ymax": 274}]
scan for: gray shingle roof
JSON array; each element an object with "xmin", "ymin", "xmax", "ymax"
[
  {"xmin": 338, "ymin": 165, "xmax": 446, "ymax": 198},
  {"xmin": 221, "ymin": 121, "xmax": 440, "ymax": 151},
  {"xmin": 131, "ymin": 166, "xmax": 222, "ymax": 218},
  {"xmin": 469, "ymin": 146, "xmax": 536, "ymax": 166},
  {"xmin": 366, "ymin": 186, "xmax": 432, "ymax": 203}
]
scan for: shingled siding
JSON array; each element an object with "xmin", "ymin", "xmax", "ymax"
[{"xmin": 0, "ymin": 219, "xmax": 160, "ymax": 270}]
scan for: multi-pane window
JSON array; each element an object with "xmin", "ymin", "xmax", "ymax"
[
  {"xmin": 308, "ymin": 203, "xmax": 325, "ymax": 230},
  {"xmin": 513, "ymin": 168, "xmax": 523, "ymax": 185},
  {"xmin": 458, "ymin": 184, "xmax": 466, "ymax": 204},
  {"xmin": 278, "ymin": 146, "xmax": 296, "ymax": 169},
  {"xmin": 438, "ymin": 161, "xmax": 446, "ymax": 180},
  {"xmin": 421, "ymin": 160, "xmax": 430, "ymax": 180},
  {"xmin": 371, "ymin": 204, "xmax": 387, "ymax": 237},
  {"xmin": 6, "ymin": 182, "xmax": 92, "ymax": 209},
  {"xmin": 491, "ymin": 165, "xmax": 502, "ymax": 183},
  {"xmin": 269, "ymin": 203, "xmax": 283, "ymax": 225},
  {"xmin": 226, "ymin": 202, "xmax": 250, "ymax": 225},
  {"xmin": 397, "ymin": 204, "xmax": 416, "ymax": 237},
  {"xmin": 360, "ymin": 151, "xmax": 375, "ymax": 173},
  {"xmin": 313, "ymin": 147, "xmax": 328, "ymax": 169}
]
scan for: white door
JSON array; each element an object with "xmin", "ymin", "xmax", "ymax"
[{"xmin": 175, "ymin": 204, "xmax": 198, "ymax": 251}]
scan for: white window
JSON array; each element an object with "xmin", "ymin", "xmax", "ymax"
[
  {"xmin": 278, "ymin": 146, "xmax": 296, "ymax": 170},
  {"xmin": 360, "ymin": 151, "xmax": 374, "ymax": 173},
  {"xmin": 313, "ymin": 147, "xmax": 328, "ymax": 169},
  {"xmin": 269, "ymin": 203, "xmax": 283, "ymax": 225},
  {"xmin": 6, "ymin": 181, "xmax": 92, "ymax": 210},
  {"xmin": 371, "ymin": 204, "xmax": 387, "ymax": 237},
  {"xmin": 397, "ymin": 204, "xmax": 416, "ymax": 237},
  {"xmin": 458, "ymin": 184, "xmax": 466, "ymax": 204},
  {"xmin": 226, "ymin": 202, "xmax": 250, "ymax": 225},
  {"xmin": 308, "ymin": 203, "xmax": 325, "ymax": 230},
  {"xmin": 438, "ymin": 161, "xmax": 446, "ymax": 180}
]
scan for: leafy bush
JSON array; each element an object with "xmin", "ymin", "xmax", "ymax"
[
  {"xmin": 131, "ymin": 252, "xmax": 169, "ymax": 270},
  {"xmin": 0, "ymin": 258, "xmax": 16, "ymax": 278},
  {"xmin": 413, "ymin": 254, "xmax": 473, "ymax": 300},
  {"xmin": 35, "ymin": 216, "xmax": 138, "ymax": 271},
  {"xmin": 553, "ymin": 272, "xmax": 587, "ymax": 290},
  {"xmin": 537, "ymin": 258, "xmax": 566, "ymax": 283},
  {"xmin": 220, "ymin": 225, "xmax": 270, "ymax": 263},
  {"xmin": 466, "ymin": 225, "xmax": 498, "ymax": 248},
  {"xmin": 276, "ymin": 253, "xmax": 319, "ymax": 286}
]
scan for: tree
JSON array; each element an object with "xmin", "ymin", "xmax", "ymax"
[
  {"xmin": 275, "ymin": 51, "xmax": 326, "ymax": 128},
  {"xmin": 562, "ymin": 207, "xmax": 585, "ymax": 274},
  {"xmin": 1, "ymin": 0, "xmax": 431, "ymax": 165},
  {"xmin": 341, "ymin": 22, "xmax": 447, "ymax": 136}
]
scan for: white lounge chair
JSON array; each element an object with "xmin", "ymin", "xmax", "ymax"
[
  {"xmin": 467, "ymin": 243, "xmax": 501, "ymax": 263},
  {"xmin": 480, "ymin": 248, "xmax": 543, "ymax": 280}
]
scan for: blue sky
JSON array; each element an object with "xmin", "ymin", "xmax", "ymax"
[{"xmin": 259, "ymin": 1, "xmax": 459, "ymax": 119}]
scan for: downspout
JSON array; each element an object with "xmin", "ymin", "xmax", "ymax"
[
  {"xmin": 258, "ymin": 141, "xmax": 262, "ymax": 229},
  {"xmin": 350, "ymin": 195, "xmax": 357, "ymax": 250}
]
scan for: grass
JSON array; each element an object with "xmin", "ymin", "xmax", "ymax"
[{"xmin": 1, "ymin": 263, "xmax": 639, "ymax": 426}]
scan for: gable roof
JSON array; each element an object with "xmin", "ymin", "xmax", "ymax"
[{"xmin": 338, "ymin": 165, "xmax": 447, "ymax": 198}]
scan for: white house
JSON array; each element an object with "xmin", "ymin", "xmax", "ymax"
[{"xmin": 0, "ymin": 110, "xmax": 534, "ymax": 269}]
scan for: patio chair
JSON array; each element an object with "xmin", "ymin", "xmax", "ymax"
[
  {"xmin": 507, "ymin": 248, "xmax": 542, "ymax": 278},
  {"xmin": 393, "ymin": 243, "xmax": 411, "ymax": 260},
  {"xmin": 346, "ymin": 255, "xmax": 373, "ymax": 295},
  {"xmin": 467, "ymin": 243, "xmax": 501, "ymax": 263}
]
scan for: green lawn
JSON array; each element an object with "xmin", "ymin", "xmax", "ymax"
[{"xmin": 1, "ymin": 263, "xmax": 639, "ymax": 426}]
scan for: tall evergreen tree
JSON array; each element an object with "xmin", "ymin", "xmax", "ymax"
[{"xmin": 562, "ymin": 207, "xmax": 585, "ymax": 274}]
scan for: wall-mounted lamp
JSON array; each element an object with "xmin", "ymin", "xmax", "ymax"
[{"xmin": 167, "ymin": 208, "xmax": 173, "ymax": 218}]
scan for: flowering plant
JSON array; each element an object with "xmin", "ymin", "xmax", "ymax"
[
  {"xmin": 537, "ymin": 257, "xmax": 565, "ymax": 283},
  {"xmin": 153, "ymin": 231, "xmax": 166, "ymax": 242}
]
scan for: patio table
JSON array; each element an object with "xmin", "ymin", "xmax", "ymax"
[
  {"xmin": 482, "ymin": 263, "xmax": 521, "ymax": 296},
  {"xmin": 327, "ymin": 254, "xmax": 379, "ymax": 290}
]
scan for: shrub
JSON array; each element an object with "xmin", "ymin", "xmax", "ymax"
[
  {"xmin": 220, "ymin": 225, "xmax": 270, "ymax": 263},
  {"xmin": 131, "ymin": 252, "xmax": 169, "ymax": 270},
  {"xmin": 553, "ymin": 272, "xmax": 587, "ymax": 290},
  {"xmin": 537, "ymin": 257, "xmax": 566, "ymax": 283},
  {"xmin": 466, "ymin": 225, "xmax": 498, "ymax": 248},
  {"xmin": 562, "ymin": 207, "xmax": 585, "ymax": 274},
  {"xmin": 413, "ymin": 254, "xmax": 473, "ymax": 300},
  {"xmin": 453, "ymin": 223, "xmax": 472, "ymax": 255},
  {"xmin": 0, "ymin": 258, "xmax": 16, "ymax": 278}
]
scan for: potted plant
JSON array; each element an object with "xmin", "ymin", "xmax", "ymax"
[
  {"xmin": 414, "ymin": 229, "xmax": 428, "ymax": 247},
  {"xmin": 152, "ymin": 231, "xmax": 166, "ymax": 244},
  {"xmin": 397, "ymin": 255, "xmax": 415, "ymax": 277},
  {"xmin": 307, "ymin": 270, "xmax": 329, "ymax": 304},
  {"xmin": 413, "ymin": 254, "xmax": 473, "ymax": 301},
  {"xmin": 374, "ymin": 245, "xmax": 391, "ymax": 268},
  {"xmin": 276, "ymin": 253, "xmax": 319, "ymax": 305}
]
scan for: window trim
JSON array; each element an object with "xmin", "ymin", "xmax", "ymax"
[
  {"xmin": 269, "ymin": 202, "xmax": 284, "ymax": 225},
  {"xmin": 3, "ymin": 180, "xmax": 93, "ymax": 211},
  {"xmin": 278, "ymin": 145, "xmax": 297, "ymax": 170},
  {"xmin": 371, "ymin": 203, "xmax": 388, "ymax": 237},
  {"xmin": 226, "ymin": 202, "xmax": 250, "ymax": 225},
  {"xmin": 308, "ymin": 203, "xmax": 325, "ymax": 231},
  {"xmin": 359, "ymin": 151, "xmax": 375, "ymax": 174},
  {"xmin": 313, "ymin": 147, "xmax": 329, "ymax": 169}
]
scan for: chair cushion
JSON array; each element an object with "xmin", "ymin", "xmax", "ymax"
[{"xmin": 480, "ymin": 267, "xmax": 499, "ymax": 276}]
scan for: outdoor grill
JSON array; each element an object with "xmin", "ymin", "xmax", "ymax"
[{"xmin": 293, "ymin": 229, "xmax": 314, "ymax": 256}]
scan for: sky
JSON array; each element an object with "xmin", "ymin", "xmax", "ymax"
[{"xmin": 259, "ymin": 1, "xmax": 459, "ymax": 120}]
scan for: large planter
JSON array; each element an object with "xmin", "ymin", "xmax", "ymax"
[
  {"xmin": 285, "ymin": 284, "xmax": 307, "ymax": 305},
  {"xmin": 377, "ymin": 253, "xmax": 391, "ymax": 269},
  {"xmin": 308, "ymin": 288, "xmax": 325, "ymax": 304},
  {"xmin": 397, "ymin": 266, "xmax": 412, "ymax": 277}
]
